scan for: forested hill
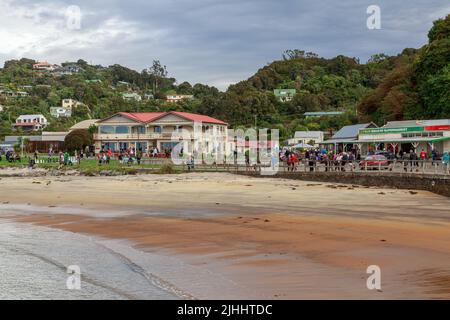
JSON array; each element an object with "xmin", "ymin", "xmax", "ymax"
[
  {"xmin": 201, "ymin": 14, "xmax": 449, "ymax": 134},
  {"xmin": 0, "ymin": 59, "xmax": 220, "ymax": 137},
  {"xmin": 199, "ymin": 48, "xmax": 418, "ymax": 136},
  {"xmin": 0, "ymin": 13, "xmax": 448, "ymax": 141},
  {"xmin": 358, "ymin": 13, "xmax": 450, "ymax": 124}
]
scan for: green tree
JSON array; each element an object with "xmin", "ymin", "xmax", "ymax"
[{"xmin": 64, "ymin": 129, "xmax": 93, "ymax": 153}]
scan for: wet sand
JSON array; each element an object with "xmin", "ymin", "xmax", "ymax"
[{"xmin": 1, "ymin": 173, "xmax": 450, "ymax": 299}]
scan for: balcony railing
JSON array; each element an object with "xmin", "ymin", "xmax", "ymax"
[
  {"xmin": 94, "ymin": 132, "xmax": 227, "ymax": 140},
  {"xmin": 94, "ymin": 133, "xmax": 163, "ymax": 140}
]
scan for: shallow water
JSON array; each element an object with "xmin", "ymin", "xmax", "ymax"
[
  {"xmin": 0, "ymin": 220, "xmax": 185, "ymax": 299},
  {"xmin": 0, "ymin": 214, "xmax": 256, "ymax": 300}
]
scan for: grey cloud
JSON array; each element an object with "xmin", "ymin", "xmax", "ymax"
[{"xmin": 1, "ymin": 0, "xmax": 449, "ymax": 90}]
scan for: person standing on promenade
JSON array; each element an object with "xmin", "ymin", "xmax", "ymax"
[
  {"xmin": 48, "ymin": 148, "xmax": 53, "ymax": 163},
  {"xmin": 64, "ymin": 151, "xmax": 69, "ymax": 165},
  {"xmin": 420, "ymin": 149, "xmax": 427, "ymax": 161},
  {"xmin": 402, "ymin": 151, "xmax": 410, "ymax": 172},
  {"xmin": 442, "ymin": 152, "xmax": 449, "ymax": 174},
  {"xmin": 410, "ymin": 150, "xmax": 419, "ymax": 172},
  {"xmin": 432, "ymin": 149, "xmax": 438, "ymax": 164},
  {"xmin": 76, "ymin": 151, "xmax": 81, "ymax": 165},
  {"xmin": 290, "ymin": 152, "xmax": 298, "ymax": 172},
  {"xmin": 137, "ymin": 148, "xmax": 143, "ymax": 165}
]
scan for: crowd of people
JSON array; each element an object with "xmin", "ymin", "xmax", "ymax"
[
  {"xmin": 277, "ymin": 147, "xmax": 450, "ymax": 172},
  {"xmin": 0, "ymin": 150, "xmax": 21, "ymax": 163},
  {"xmin": 279, "ymin": 148, "xmax": 361, "ymax": 172},
  {"xmin": 2, "ymin": 144, "xmax": 449, "ymax": 174}
]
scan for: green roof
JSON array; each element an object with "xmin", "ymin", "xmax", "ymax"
[
  {"xmin": 304, "ymin": 111, "xmax": 344, "ymax": 116},
  {"xmin": 273, "ymin": 89, "xmax": 296, "ymax": 97}
]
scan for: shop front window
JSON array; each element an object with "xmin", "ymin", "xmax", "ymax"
[
  {"xmin": 160, "ymin": 142, "xmax": 179, "ymax": 152},
  {"xmin": 136, "ymin": 142, "xmax": 148, "ymax": 152},
  {"xmin": 103, "ymin": 142, "xmax": 118, "ymax": 152},
  {"xmin": 119, "ymin": 142, "xmax": 130, "ymax": 151}
]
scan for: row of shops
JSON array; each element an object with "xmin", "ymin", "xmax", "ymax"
[{"xmin": 322, "ymin": 119, "xmax": 450, "ymax": 156}]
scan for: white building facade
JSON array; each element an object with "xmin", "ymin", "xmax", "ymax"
[
  {"xmin": 287, "ymin": 131, "xmax": 324, "ymax": 146},
  {"xmin": 93, "ymin": 111, "xmax": 228, "ymax": 156}
]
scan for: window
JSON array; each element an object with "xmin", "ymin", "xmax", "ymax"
[
  {"xmin": 136, "ymin": 126, "xmax": 146, "ymax": 134},
  {"xmin": 119, "ymin": 142, "xmax": 130, "ymax": 151},
  {"xmin": 154, "ymin": 126, "xmax": 162, "ymax": 133},
  {"xmin": 136, "ymin": 142, "xmax": 148, "ymax": 152},
  {"xmin": 115, "ymin": 126, "xmax": 130, "ymax": 134},
  {"xmin": 103, "ymin": 142, "xmax": 118, "ymax": 152},
  {"xmin": 160, "ymin": 142, "xmax": 178, "ymax": 151},
  {"xmin": 100, "ymin": 126, "xmax": 114, "ymax": 134}
]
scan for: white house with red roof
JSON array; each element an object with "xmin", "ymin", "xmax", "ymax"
[
  {"xmin": 32, "ymin": 61, "xmax": 59, "ymax": 71},
  {"xmin": 93, "ymin": 111, "xmax": 228, "ymax": 154},
  {"xmin": 13, "ymin": 114, "xmax": 49, "ymax": 132}
]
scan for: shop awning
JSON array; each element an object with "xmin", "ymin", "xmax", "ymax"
[
  {"xmin": 352, "ymin": 137, "xmax": 450, "ymax": 144},
  {"xmin": 322, "ymin": 139, "xmax": 359, "ymax": 144}
]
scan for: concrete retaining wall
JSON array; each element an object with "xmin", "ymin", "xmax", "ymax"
[{"xmin": 238, "ymin": 172, "xmax": 450, "ymax": 197}]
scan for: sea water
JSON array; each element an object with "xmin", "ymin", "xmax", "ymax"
[{"xmin": 0, "ymin": 204, "xmax": 255, "ymax": 300}]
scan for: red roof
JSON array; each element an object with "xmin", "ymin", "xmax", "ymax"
[
  {"xmin": 113, "ymin": 111, "xmax": 227, "ymax": 125},
  {"xmin": 14, "ymin": 123, "xmax": 41, "ymax": 126},
  {"xmin": 118, "ymin": 112, "xmax": 166, "ymax": 123},
  {"xmin": 169, "ymin": 111, "xmax": 227, "ymax": 125}
]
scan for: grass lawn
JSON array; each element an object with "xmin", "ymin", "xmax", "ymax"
[{"xmin": 0, "ymin": 154, "xmax": 183, "ymax": 174}]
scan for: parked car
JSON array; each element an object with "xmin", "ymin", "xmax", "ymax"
[
  {"xmin": 375, "ymin": 150, "xmax": 395, "ymax": 160},
  {"xmin": 360, "ymin": 154, "xmax": 389, "ymax": 170}
]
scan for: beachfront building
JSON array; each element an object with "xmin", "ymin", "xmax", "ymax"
[
  {"xmin": 165, "ymin": 94, "xmax": 194, "ymax": 103},
  {"xmin": 3, "ymin": 132, "xmax": 67, "ymax": 153},
  {"xmin": 286, "ymin": 131, "xmax": 324, "ymax": 147},
  {"xmin": 93, "ymin": 111, "xmax": 228, "ymax": 154},
  {"xmin": 12, "ymin": 115, "xmax": 49, "ymax": 132},
  {"xmin": 70, "ymin": 119, "xmax": 99, "ymax": 132},
  {"xmin": 323, "ymin": 123, "xmax": 378, "ymax": 154},
  {"xmin": 273, "ymin": 89, "xmax": 296, "ymax": 102},
  {"xmin": 356, "ymin": 119, "xmax": 450, "ymax": 156}
]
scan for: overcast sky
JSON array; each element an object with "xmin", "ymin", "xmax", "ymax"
[{"xmin": 0, "ymin": 0, "xmax": 449, "ymax": 90}]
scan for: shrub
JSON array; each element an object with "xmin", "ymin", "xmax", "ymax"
[{"xmin": 159, "ymin": 163, "xmax": 175, "ymax": 174}]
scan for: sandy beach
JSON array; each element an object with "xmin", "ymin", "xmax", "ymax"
[{"xmin": 1, "ymin": 172, "xmax": 449, "ymax": 299}]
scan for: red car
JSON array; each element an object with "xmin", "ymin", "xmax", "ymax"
[{"xmin": 360, "ymin": 155, "xmax": 389, "ymax": 170}]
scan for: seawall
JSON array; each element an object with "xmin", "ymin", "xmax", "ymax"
[{"xmin": 238, "ymin": 171, "xmax": 450, "ymax": 197}]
